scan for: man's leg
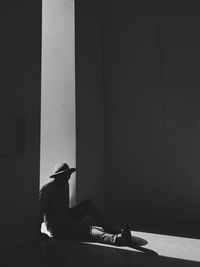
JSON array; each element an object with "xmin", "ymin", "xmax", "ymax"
[
  {"xmin": 52, "ymin": 214, "xmax": 91, "ymax": 240},
  {"xmin": 52, "ymin": 215, "xmax": 127, "ymax": 246},
  {"xmin": 51, "ymin": 215, "xmax": 126, "ymax": 245},
  {"xmin": 90, "ymin": 226, "xmax": 117, "ymax": 245},
  {"xmin": 69, "ymin": 199, "xmax": 121, "ymax": 234}
]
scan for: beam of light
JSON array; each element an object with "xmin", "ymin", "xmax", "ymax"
[{"xmin": 40, "ymin": 0, "xmax": 76, "ymax": 205}]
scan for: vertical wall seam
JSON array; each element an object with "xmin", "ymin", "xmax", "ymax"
[
  {"xmin": 156, "ymin": 0, "xmax": 170, "ymax": 211},
  {"xmin": 73, "ymin": 0, "xmax": 78, "ymax": 204},
  {"xmin": 100, "ymin": 0, "xmax": 108, "ymax": 215}
]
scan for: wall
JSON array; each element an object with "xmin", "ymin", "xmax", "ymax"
[
  {"xmin": 40, "ymin": 0, "xmax": 76, "ymax": 206},
  {"xmin": 75, "ymin": 0, "xmax": 106, "ymax": 211},
  {"xmin": 103, "ymin": 0, "xmax": 200, "ymax": 221},
  {"xmin": 160, "ymin": 0, "xmax": 200, "ymax": 221},
  {"xmin": 103, "ymin": 0, "xmax": 168, "ymax": 218},
  {"xmin": 0, "ymin": 1, "xmax": 42, "ymax": 249}
]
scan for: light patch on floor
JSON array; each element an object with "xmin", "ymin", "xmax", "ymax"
[
  {"xmin": 132, "ymin": 231, "xmax": 200, "ymax": 262},
  {"xmin": 41, "ymin": 223, "xmax": 200, "ymax": 262},
  {"xmin": 82, "ymin": 231, "xmax": 200, "ymax": 262}
]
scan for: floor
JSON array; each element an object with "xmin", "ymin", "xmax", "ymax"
[{"xmin": 1, "ymin": 218, "xmax": 200, "ymax": 267}]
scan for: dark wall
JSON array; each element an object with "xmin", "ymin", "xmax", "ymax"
[
  {"xmin": 75, "ymin": 0, "xmax": 200, "ymax": 221},
  {"xmin": 75, "ymin": 0, "xmax": 106, "ymax": 211},
  {"xmin": 0, "ymin": 1, "xmax": 42, "ymax": 249},
  {"xmin": 103, "ymin": 0, "xmax": 200, "ymax": 221},
  {"xmin": 160, "ymin": 0, "xmax": 200, "ymax": 221},
  {"xmin": 103, "ymin": 0, "xmax": 168, "ymax": 218}
]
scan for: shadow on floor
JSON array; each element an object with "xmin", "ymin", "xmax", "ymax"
[{"xmin": 1, "ymin": 238, "xmax": 200, "ymax": 267}]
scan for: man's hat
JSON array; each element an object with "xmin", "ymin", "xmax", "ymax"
[{"xmin": 50, "ymin": 163, "xmax": 76, "ymax": 178}]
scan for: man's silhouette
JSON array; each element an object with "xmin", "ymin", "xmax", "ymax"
[{"xmin": 39, "ymin": 163, "xmax": 131, "ymax": 246}]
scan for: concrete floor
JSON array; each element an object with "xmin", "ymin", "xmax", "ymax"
[
  {"xmin": 41, "ymin": 222, "xmax": 200, "ymax": 262},
  {"xmin": 1, "ymin": 218, "xmax": 200, "ymax": 267},
  {"xmin": 1, "ymin": 237, "xmax": 200, "ymax": 267}
]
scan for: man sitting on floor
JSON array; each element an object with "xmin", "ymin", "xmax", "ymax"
[{"xmin": 39, "ymin": 163, "xmax": 131, "ymax": 246}]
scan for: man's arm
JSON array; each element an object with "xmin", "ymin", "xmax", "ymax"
[{"xmin": 38, "ymin": 184, "xmax": 51, "ymax": 239}]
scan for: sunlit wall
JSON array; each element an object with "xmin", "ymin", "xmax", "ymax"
[{"xmin": 40, "ymin": 0, "xmax": 76, "ymax": 206}]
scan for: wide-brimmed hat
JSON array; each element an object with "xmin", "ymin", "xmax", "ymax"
[{"xmin": 50, "ymin": 163, "xmax": 76, "ymax": 178}]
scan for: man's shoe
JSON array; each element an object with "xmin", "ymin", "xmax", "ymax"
[
  {"xmin": 121, "ymin": 224, "xmax": 132, "ymax": 246},
  {"xmin": 114, "ymin": 224, "xmax": 132, "ymax": 246}
]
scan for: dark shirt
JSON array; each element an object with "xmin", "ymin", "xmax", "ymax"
[{"xmin": 39, "ymin": 181, "xmax": 70, "ymax": 230}]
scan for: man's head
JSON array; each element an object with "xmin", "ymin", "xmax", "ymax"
[{"xmin": 50, "ymin": 163, "xmax": 76, "ymax": 187}]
